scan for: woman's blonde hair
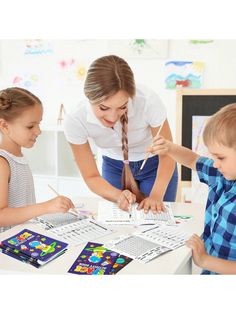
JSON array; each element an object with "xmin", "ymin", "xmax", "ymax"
[
  {"xmin": 0, "ymin": 87, "xmax": 42, "ymax": 121},
  {"xmin": 203, "ymin": 103, "xmax": 236, "ymax": 148},
  {"xmin": 84, "ymin": 55, "xmax": 145, "ymax": 202}
]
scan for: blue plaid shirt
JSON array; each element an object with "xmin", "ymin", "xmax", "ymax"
[{"xmin": 196, "ymin": 156, "xmax": 236, "ymax": 274}]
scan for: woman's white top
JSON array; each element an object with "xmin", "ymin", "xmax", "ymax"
[
  {"xmin": 64, "ymin": 85, "xmax": 167, "ymax": 161},
  {"xmin": 0, "ymin": 149, "xmax": 36, "ymax": 233}
]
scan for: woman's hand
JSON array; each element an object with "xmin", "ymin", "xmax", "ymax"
[
  {"xmin": 117, "ymin": 190, "xmax": 136, "ymax": 211},
  {"xmin": 146, "ymin": 135, "xmax": 172, "ymax": 156},
  {"xmin": 186, "ymin": 234, "xmax": 208, "ymax": 268},
  {"xmin": 137, "ymin": 197, "xmax": 165, "ymax": 214}
]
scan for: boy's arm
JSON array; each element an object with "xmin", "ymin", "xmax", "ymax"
[
  {"xmin": 150, "ymin": 136, "xmax": 200, "ymax": 171},
  {"xmin": 187, "ymin": 234, "xmax": 236, "ymax": 274},
  {"xmin": 202, "ymin": 255, "xmax": 236, "ymax": 274}
]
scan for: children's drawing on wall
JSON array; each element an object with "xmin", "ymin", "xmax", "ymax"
[
  {"xmin": 57, "ymin": 58, "xmax": 87, "ymax": 84},
  {"xmin": 12, "ymin": 72, "xmax": 42, "ymax": 95},
  {"xmin": 189, "ymin": 40, "xmax": 214, "ymax": 44},
  {"xmin": 165, "ymin": 61, "xmax": 204, "ymax": 89},
  {"xmin": 108, "ymin": 39, "xmax": 168, "ymax": 58},
  {"xmin": 191, "ymin": 115, "xmax": 210, "ymax": 204},
  {"xmin": 24, "ymin": 40, "xmax": 53, "ymax": 55}
]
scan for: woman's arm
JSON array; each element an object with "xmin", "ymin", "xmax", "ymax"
[{"xmin": 69, "ymin": 142, "xmax": 136, "ymax": 207}]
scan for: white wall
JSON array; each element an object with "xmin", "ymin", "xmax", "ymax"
[{"xmin": 1, "ymin": 39, "xmax": 236, "ymax": 140}]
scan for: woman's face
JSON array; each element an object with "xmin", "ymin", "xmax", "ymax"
[{"xmin": 91, "ymin": 90, "xmax": 129, "ymax": 128}]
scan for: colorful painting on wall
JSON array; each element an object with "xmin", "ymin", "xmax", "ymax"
[
  {"xmin": 24, "ymin": 40, "xmax": 53, "ymax": 55},
  {"xmin": 108, "ymin": 39, "xmax": 169, "ymax": 58},
  {"xmin": 189, "ymin": 40, "xmax": 214, "ymax": 44},
  {"xmin": 165, "ymin": 61, "xmax": 204, "ymax": 89},
  {"xmin": 57, "ymin": 58, "xmax": 87, "ymax": 84}
]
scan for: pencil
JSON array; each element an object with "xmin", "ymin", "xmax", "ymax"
[
  {"xmin": 47, "ymin": 184, "xmax": 78, "ymax": 215},
  {"xmin": 139, "ymin": 121, "xmax": 164, "ymax": 172}
]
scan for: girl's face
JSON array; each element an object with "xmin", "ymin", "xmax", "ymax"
[
  {"xmin": 208, "ymin": 142, "xmax": 236, "ymax": 180},
  {"xmin": 91, "ymin": 90, "xmax": 129, "ymax": 128},
  {"xmin": 2, "ymin": 103, "xmax": 43, "ymax": 150}
]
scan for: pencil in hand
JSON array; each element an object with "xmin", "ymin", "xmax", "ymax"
[
  {"xmin": 139, "ymin": 121, "xmax": 164, "ymax": 172},
  {"xmin": 47, "ymin": 184, "xmax": 78, "ymax": 215}
]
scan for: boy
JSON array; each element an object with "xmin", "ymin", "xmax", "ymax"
[{"xmin": 148, "ymin": 103, "xmax": 236, "ymax": 274}]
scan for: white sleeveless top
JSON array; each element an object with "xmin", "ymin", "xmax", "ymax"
[{"xmin": 0, "ymin": 149, "xmax": 36, "ymax": 233}]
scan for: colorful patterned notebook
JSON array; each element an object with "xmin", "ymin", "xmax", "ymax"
[
  {"xmin": 68, "ymin": 242, "xmax": 132, "ymax": 275},
  {"xmin": 0, "ymin": 229, "xmax": 68, "ymax": 267}
]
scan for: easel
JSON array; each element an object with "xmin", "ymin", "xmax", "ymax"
[{"xmin": 57, "ymin": 104, "xmax": 66, "ymax": 125}]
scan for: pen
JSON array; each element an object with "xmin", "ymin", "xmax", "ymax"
[
  {"xmin": 47, "ymin": 184, "xmax": 78, "ymax": 215},
  {"xmin": 174, "ymin": 215, "xmax": 192, "ymax": 219},
  {"xmin": 139, "ymin": 121, "xmax": 164, "ymax": 172}
]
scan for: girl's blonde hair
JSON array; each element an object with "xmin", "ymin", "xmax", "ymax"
[
  {"xmin": 0, "ymin": 87, "xmax": 42, "ymax": 121},
  {"xmin": 203, "ymin": 103, "xmax": 236, "ymax": 148},
  {"xmin": 84, "ymin": 55, "xmax": 145, "ymax": 202}
]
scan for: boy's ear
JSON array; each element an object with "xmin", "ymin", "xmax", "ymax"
[{"xmin": 0, "ymin": 118, "xmax": 10, "ymax": 134}]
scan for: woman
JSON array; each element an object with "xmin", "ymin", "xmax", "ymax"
[{"xmin": 64, "ymin": 55, "xmax": 178, "ymax": 213}]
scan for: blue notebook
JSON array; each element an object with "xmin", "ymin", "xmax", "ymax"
[{"xmin": 0, "ymin": 229, "xmax": 68, "ymax": 267}]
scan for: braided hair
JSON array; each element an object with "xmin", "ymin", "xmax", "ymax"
[{"xmin": 84, "ymin": 55, "xmax": 145, "ymax": 201}]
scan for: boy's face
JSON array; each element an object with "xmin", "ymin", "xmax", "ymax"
[{"xmin": 208, "ymin": 142, "xmax": 236, "ymax": 180}]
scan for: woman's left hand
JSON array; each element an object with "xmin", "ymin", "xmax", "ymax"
[{"xmin": 137, "ymin": 197, "xmax": 165, "ymax": 214}]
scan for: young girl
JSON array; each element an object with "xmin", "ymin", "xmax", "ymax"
[
  {"xmin": 64, "ymin": 55, "xmax": 178, "ymax": 213},
  {"xmin": 0, "ymin": 87, "xmax": 74, "ymax": 233}
]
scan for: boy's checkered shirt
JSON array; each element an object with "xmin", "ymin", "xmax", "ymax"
[{"xmin": 196, "ymin": 156, "xmax": 236, "ymax": 275}]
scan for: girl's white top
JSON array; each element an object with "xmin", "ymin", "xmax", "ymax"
[
  {"xmin": 64, "ymin": 85, "xmax": 167, "ymax": 161},
  {"xmin": 0, "ymin": 149, "xmax": 36, "ymax": 233}
]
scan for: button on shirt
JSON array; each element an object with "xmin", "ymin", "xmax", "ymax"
[
  {"xmin": 64, "ymin": 85, "xmax": 167, "ymax": 161},
  {"xmin": 196, "ymin": 156, "xmax": 236, "ymax": 274}
]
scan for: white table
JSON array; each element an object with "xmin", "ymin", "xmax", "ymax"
[{"xmin": 0, "ymin": 198, "xmax": 205, "ymax": 274}]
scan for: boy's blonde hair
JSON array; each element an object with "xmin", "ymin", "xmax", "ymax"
[{"xmin": 203, "ymin": 103, "xmax": 236, "ymax": 148}]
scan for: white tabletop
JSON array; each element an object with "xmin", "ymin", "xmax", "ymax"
[{"xmin": 0, "ymin": 198, "xmax": 205, "ymax": 274}]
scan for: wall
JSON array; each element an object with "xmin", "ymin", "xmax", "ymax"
[
  {"xmin": 1, "ymin": 39, "xmax": 236, "ymax": 140},
  {"xmin": 1, "ymin": 39, "xmax": 236, "ymax": 201}
]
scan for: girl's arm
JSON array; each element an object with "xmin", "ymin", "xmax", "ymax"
[
  {"xmin": 69, "ymin": 142, "xmax": 136, "ymax": 209},
  {"xmin": 0, "ymin": 157, "xmax": 74, "ymax": 227}
]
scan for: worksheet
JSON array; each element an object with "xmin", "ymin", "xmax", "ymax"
[
  {"xmin": 97, "ymin": 201, "xmax": 175, "ymax": 225},
  {"xmin": 105, "ymin": 224, "xmax": 191, "ymax": 263}
]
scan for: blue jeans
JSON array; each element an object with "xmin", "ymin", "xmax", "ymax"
[{"xmin": 102, "ymin": 155, "xmax": 178, "ymax": 201}]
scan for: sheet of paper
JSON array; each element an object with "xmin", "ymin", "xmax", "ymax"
[
  {"xmin": 105, "ymin": 225, "xmax": 191, "ymax": 263},
  {"xmin": 49, "ymin": 218, "xmax": 113, "ymax": 246},
  {"xmin": 97, "ymin": 201, "xmax": 175, "ymax": 225}
]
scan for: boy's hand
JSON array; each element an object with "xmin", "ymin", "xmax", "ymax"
[
  {"xmin": 43, "ymin": 196, "xmax": 75, "ymax": 214},
  {"xmin": 137, "ymin": 197, "xmax": 165, "ymax": 214},
  {"xmin": 146, "ymin": 135, "xmax": 171, "ymax": 156},
  {"xmin": 117, "ymin": 190, "xmax": 136, "ymax": 211},
  {"xmin": 186, "ymin": 234, "xmax": 208, "ymax": 268}
]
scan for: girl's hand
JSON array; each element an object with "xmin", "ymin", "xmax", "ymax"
[
  {"xmin": 43, "ymin": 196, "xmax": 75, "ymax": 214},
  {"xmin": 186, "ymin": 234, "xmax": 208, "ymax": 268},
  {"xmin": 146, "ymin": 135, "xmax": 171, "ymax": 156},
  {"xmin": 137, "ymin": 197, "xmax": 165, "ymax": 214},
  {"xmin": 117, "ymin": 190, "xmax": 136, "ymax": 211}
]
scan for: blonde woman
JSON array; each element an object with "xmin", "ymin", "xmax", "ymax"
[{"xmin": 64, "ymin": 55, "xmax": 178, "ymax": 213}]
